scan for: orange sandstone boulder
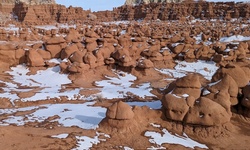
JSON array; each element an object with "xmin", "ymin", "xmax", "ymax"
[
  {"xmin": 106, "ymin": 101, "xmax": 134, "ymax": 120},
  {"xmin": 27, "ymin": 49, "xmax": 45, "ymax": 67},
  {"xmin": 185, "ymin": 97, "xmax": 231, "ymax": 126}
]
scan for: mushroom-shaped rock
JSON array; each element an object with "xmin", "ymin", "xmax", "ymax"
[
  {"xmin": 106, "ymin": 101, "xmax": 134, "ymax": 120},
  {"xmin": 185, "ymin": 97, "xmax": 231, "ymax": 126},
  {"xmin": 206, "ymin": 75, "xmax": 238, "ymax": 105},
  {"xmin": 161, "ymin": 94, "xmax": 190, "ymax": 121},
  {"xmin": 172, "ymin": 74, "xmax": 202, "ymax": 99},
  {"xmin": 212, "ymin": 63, "xmax": 249, "ymax": 88},
  {"xmin": 175, "ymin": 74, "xmax": 202, "ymax": 88},
  {"xmin": 203, "ymin": 90, "xmax": 232, "ymax": 113}
]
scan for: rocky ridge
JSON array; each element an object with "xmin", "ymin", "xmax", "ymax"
[
  {"xmin": 125, "ymin": 0, "xmax": 183, "ymax": 5},
  {"xmin": 0, "ymin": 0, "xmax": 55, "ymax": 5}
]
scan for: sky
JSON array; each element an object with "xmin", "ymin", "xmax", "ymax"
[
  {"xmin": 55, "ymin": 0, "xmax": 249, "ymax": 12},
  {"xmin": 55, "ymin": 0, "xmax": 126, "ymax": 12}
]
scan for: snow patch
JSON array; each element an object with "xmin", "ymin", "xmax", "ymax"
[
  {"xmin": 157, "ymin": 60, "xmax": 218, "ymax": 80},
  {"xmin": 95, "ymin": 70, "xmax": 155, "ymax": 99},
  {"xmin": 220, "ymin": 35, "xmax": 250, "ymax": 43},
  {"xmin": 0, "ymin": 102, "xmax": 106, "ymax": 129},
  {"xmin": 145, "ymin": 129, "xmax": 208, "ymax": 149}
]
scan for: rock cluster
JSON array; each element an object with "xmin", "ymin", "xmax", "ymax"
[{"xmin": 161, "ymin": 62, "xmax": 250, "ymax": 126}]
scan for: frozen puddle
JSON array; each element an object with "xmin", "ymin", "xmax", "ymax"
[
  {"xmin": 145, "ymin": 124, "xmax": 208, "ymax": 149},
  {"xmin": 0, "ymin": 102, "xmax": 106, "ymax": 129},
  {"xmin": 157, "ymin": 60, "xmax": 218, "ymax": 80},
  {"xmin": 95, "ymin": 70, "xmax": 155, "ymax": 99}
]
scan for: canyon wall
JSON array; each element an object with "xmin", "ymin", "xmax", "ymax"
[
  {"xmin": 0, "ymin": 0, "xmax": 55, "ymax": 5},
  {"xmin": 95, "ymin": 1, "xmax": 250, "ymax": 21},
  {"xmin": 0, "ymin": 2, "xmax": 91, "ymax": 24},
  {"xmin": 125, "ymin": 0, "xmax": 184, "ymax": 5},
  {"xmin": 0, "ymin": 1, "xmax": 250, "ymax": 24}
]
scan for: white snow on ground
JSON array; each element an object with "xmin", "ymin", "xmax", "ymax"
[
  {"xmin": 73, "ymin": 135, "xmax": 100, "ymax": 150},
  {"xmin": 102, "ymin": 21, "xmax": 130, "ymax": 25},
  {"xmin": 145, "ymin": 126, "xmax": 208, "ymax": 149},
  {"xmin": 194, "ymin": 33, "xmax": 213, "ymax": 45},
  {"xmin": 95, "ymin": 70, "xmax": 155, "ymax": 99},
  {"xmin": 0, "ymin": 102, "xmax": 106, "ymax": 129},
  {"xmin": 34, "ymin": 24, "xmax": 76, "ymax": 30},
  {"xmin": 157, "ymin": 60, "xmax": 218, "ymax": 80},
  {"xmin": 123, "ymin": 146, "xmax": 134, "ymax": 150},
  {"xmin": 220, "ymin": 35, "xmax": 250, "ymax": 43},
  {"xmin": 0, "ymin": 64, "xmax": 82, "ymax": 103},
  {"xmin": 51, "ymin": 134, "xmax": 69, "ymax": 139},
  {"xmin": 0, "ymin": 63, "xmax": 156, "ymax": 103},
  {"xmin": 72, "ymin": 132, "xmax": 110, "ymax": 150},
  {"xmin": 126, "ymin": 100, "xmax": 162, "ymax": 109},
  {"xmin": 0, "ymin": 24, "xmax": 19, "ymax": 32}
]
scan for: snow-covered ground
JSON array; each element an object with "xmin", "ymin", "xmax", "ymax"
[
  {"xmin": 0, "ymin": 64, "xmax": 81, "ymax": 103},
  {"xmin": 156, "ymin": 60, "xmax": 219, "ymax": 80},
  {"xmin": 0, "ymin": 102, "xmax": 106, "ymax": 129},
  {"xmin": 219, "ymin": 35, "xmax": 250, "ymax": 43},
  {"xmin": 95, "ymin": 70, "xmax": 154, "ymax": 99},
  {"xmin": 0, "ymin": 62, "xmax": 157, "ymax": 103},
  {"xmin": 145, "ymin": 124, "xmax": 208, "ymax": 149}
]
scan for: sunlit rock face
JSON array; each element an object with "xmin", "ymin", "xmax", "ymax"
[
  {"xmin": 0, "ymin": 0, "xmax": 56, "ymax": 5},
  {"xmin": 125, "ymin": 0, "xmax": 184, "ymax": 5}
]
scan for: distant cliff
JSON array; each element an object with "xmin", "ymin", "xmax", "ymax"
[
  {"xmin": 0, "ymin": 0, "xmax": 56, "ymax": 5},
  {"xmin": 125, "ymin": 0, "xmax": 184, "ymax": 5}
]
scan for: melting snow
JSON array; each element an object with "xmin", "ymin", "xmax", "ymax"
[
  {"xmin": 0, "ymin": 102, "xmax": 106, "ymax": 129},
  {"xmin": 95, "ymin": 71, "xmax": 155, "ymax": 99},
  {"xmin": 51, "ymin": 134, "xmax": 69, "ymax": 139},
  {"xmin": 220, "ymin": 35, "xmax": 250, "ymax": 43},
  {"xmin": 157, "ymin": 60, "xmax": 218, "ymax": 80},
  {"xmin": 145, "ymin": 129, "xmax": 208, "ymax": 149},
  {"xmin": 72, "ymin": 132, "xmax": 110, "ymax": 150},
  {"xmin": 73, "ymin": 135, "xmax": 100, "ymax": 150},
  {"xmin": 0, "ymin": 64, "xmax": 81, "ymax": 103}
]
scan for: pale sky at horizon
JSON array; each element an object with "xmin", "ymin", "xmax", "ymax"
[
  {"xmin": 55, "ymin": 0, "xmax": 126, "ymax": 12},
  {"xmin": 55, "ymin": 0, "xmax": 249, "ymax": 12}
]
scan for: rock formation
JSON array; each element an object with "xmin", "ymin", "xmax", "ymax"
[
  {"xmin": 125, "ymin": 0, "xmax": 183, "ymax": 5},
  {"xmin": 0, "ymin": 0, "xmax": 55, "ymax": 5},
  {"xmin": 0, "ymin": 1, "xmax": 250, "ymax": 24}
]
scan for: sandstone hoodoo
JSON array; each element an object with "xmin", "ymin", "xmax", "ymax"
[{"xmin": 0, "ymin": 0, "xmax": 250, "ymax": 149}]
